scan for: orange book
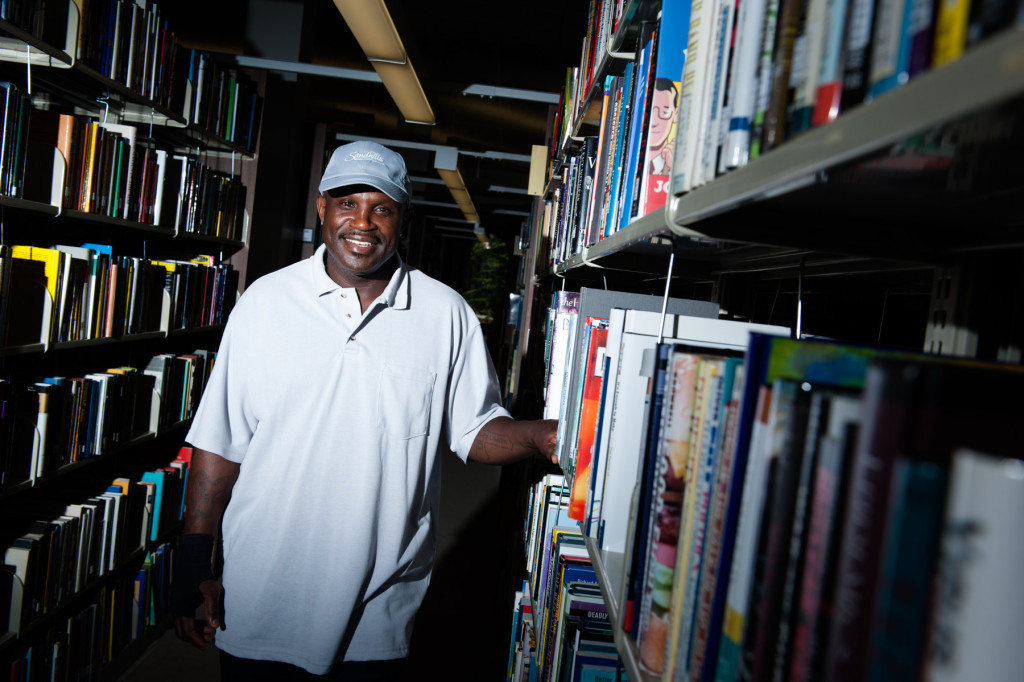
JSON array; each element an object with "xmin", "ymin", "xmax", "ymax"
[
  {"xmin": 569, "ymin": 322, "xmax": 608, "ymax": 521},
  {"xmin": 56, "ymin": 114, "xmax": 76, "ymax": 208}
]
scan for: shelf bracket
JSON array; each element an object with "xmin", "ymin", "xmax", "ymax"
[
  {"xmin": 657, "ymin": 237, "xmax": 677, "ymax": 344},
  {"xmin": 796, "ymin": 256, "xmax": 805, "ymax": 339}
]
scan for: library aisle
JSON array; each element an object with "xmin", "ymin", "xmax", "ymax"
[{"xmin": 119, "ymin": 453, "xmax": 512, "ymax": 681}]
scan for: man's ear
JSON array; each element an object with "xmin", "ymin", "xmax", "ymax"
[{"xmin": 316, "ymin": 193, "xmax": 326, "ymax": 222}]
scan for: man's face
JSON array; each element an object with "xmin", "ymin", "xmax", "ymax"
[
  {"xmin": 649, "ymin": 88, "xmax": 677, "ymax": 150},
  {"xmin": 316, "ymin": 187, "xmax": 405, "ymax": 286}
]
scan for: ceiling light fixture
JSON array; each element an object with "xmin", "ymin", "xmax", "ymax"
[
  {"xmin": 332, "ymin": 0, "xmax": 435, "ymax": 125},
  {"xmin": 435, "ymin": 147, "xmax": 481, "ymax": 226}
]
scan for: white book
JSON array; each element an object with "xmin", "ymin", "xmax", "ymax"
[
  {"xmin": 62, "ymin": 503, "xmax": 93, "ymax": 594},
  {"xmin": 924, "ymin": 449, "xmax": 1024, "ymax": 682},
  {"xmin": 720, "ymin": 0, "xmax": 769, "ymax": 170},
  {"xmin": 87, "ymin": 495, "xmax": 112, "ymax": 577},
  {"xmin": 544, "ymin": 291, "xmax": 580, "ymax": 420},
  {"xmin": 151, "ymin": 149, "xmax": 168, "ymax": 226},
  {"xmin": 3, "ymin": 544, "xmax": 31, "ymax": 634},
  {"xmin": 99, "ymin": 491, "xmax": 123, "ymax": 571},
  {"xmin": 84, "ymin": 373, "xmax": 112, "ymax": 455},
  {"xmin": 672, "ymin": 0, "xmax": 719, "ymax": 194},
  {"xmin": 702, "ymin": 0, "xmax": 736, "ymax": 184}
]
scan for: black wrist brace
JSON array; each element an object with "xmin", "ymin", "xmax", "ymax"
[{"xmin": 169, "ymin": 533, "xmax": 215, "ymax": 616}]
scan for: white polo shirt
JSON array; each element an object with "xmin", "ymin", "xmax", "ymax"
[{"xmin": 185, "ymin": 244, "xmax": 510, "ymax": 673}]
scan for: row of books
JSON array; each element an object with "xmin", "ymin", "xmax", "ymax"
[
  {"xmin": 0, "ymin": 82, "xmax": 32, "ymax": 200},
  {"xmin": 551, "ymin": 0, "xmax": 648, "ymax": 159},
  {"xmin": 77, "ymin": 0, "xmax": 179, "ymax": 107},
  {"xmin": 0, "ymin": 99, "xmax": 252, "ymax": 241},
  {"xmin": 0, "ymin": 0, "xmax": 72, "ymax": 49},
  {"xmin": 0, "ymin": 244, "xmax": 238, "ymax": 349},
  {"xmin": 0, "ymin": 350, "xmax": 214, "ymax": 495},
  {"xmin": 3, "ymin": 540, "xmax": 174, "ymax": 680},
  {"xmin": 2, "ymin": 446, "xmax": 192, "ymax": 640},
  {"xmin": 542, "ymin": 287, "xmax": 1024, "ymax": 681},
  {"xmin": 669, "ymin": 0, "xmax": 1021, "ymax": 193},
  {"xmin": 162, "ymin": 155, "xmax": 248, "ymax": 240},
  {"xmin": 543, "ymin": 0, "xmax": 690, "ymax": 269},
  {"xmin": 172, "ymin": 48, "xmax": 263, "ymax": 153},
  {"xmin": 52, "ymin": 114, "xmax": 167, "ymax": 223},
  {"xmin": 542, "ymin": 0, "xmax": 1021, "ymax": 268},
  {"xmin": 68, "ymin": 1, "xmax": 263, "ymax": 151},
  {"xmin": 514, "ymin": 473, "xmax": 623, "ymax": 682}
]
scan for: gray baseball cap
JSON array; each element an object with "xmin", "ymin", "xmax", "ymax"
[{"xmin": 318, "ymin": 141, "xmax": 411, "ymax": 206}]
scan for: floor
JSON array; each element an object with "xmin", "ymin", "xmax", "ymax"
[{"xmin": 116, "ymin": 454, "xmax": 520, "ymax": 681}]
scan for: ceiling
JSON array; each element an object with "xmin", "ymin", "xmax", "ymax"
[{"xmin": 159, "ymin": 0, "xmax": 592, "ymax": 245}]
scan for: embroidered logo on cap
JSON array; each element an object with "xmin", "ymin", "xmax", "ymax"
[{"xmin": 347, "ymin": 151, "xmax": 386, "ymax": 164}]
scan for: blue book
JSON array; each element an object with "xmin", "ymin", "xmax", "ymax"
[
  {"xmin": 866, "ymin": 459, "xmax": 946, "ymax": 681},
  {"xmin": 865, "ymin": 0, "xmax": 916, "ymax": 101},
  {"xmin": 617, "ymin": 32, "xmax": 654, "ymax": 230},
  {"xmin": 603, "ymin": 62, "xmax": 633, "ymax": 239},
  {"xmin": 624, "ymin": 342, "xmax": 673, "ymax": 636},
  {"xmin": 140, "ymin": 470, "xmax": 167, "ymax": 542}
]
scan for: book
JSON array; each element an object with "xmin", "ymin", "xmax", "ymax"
[
  {"xmin": 923, "ymin": 449, "xmax": 1024, "ymax": 682},
  {"xmin": 672, "ymin": 0, "xmax": 720, "ymax": 194},
  {"xmin": 569, "ymin": 319, "xmax": 609, "ymax": 521},
  {"xmin": 700, "ymin": 0, "xmax": 737, "ymax": 183},
  {"xmin": 10, "ymin": 245, "xmax": 62, "ymax": 345},
  {"xmin": 825, "ymin": 357, "xmax": 1024, "ymax": 682},
  {"xmin": 720, "ymin": 0, "xmax": 771, "ymax": 168},
  {"xmin": 544, "ymin": 291, "xmax": 581, "ymax": 421},
  {"xmin": 810, "ymin": 0, "xmax": 853, "ymax": 126},
  {"xmin": 679, "ymin": 357, "xmax": 744, "ymax": 682},
  {"xmin": 638, "ymin": 349, "xmax": 702, "ymax": 675},
  {"xmin": 639, "ymin": 0, "xmax": 692, "ymax": 215},
  {"xmin": 786, "ymin": 394, "xmax": 860, "ymax": 682}
]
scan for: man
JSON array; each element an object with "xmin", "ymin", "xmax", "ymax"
[{"xmin": 171, "ymin": 140, "xmax": 558, "ymax": 681}]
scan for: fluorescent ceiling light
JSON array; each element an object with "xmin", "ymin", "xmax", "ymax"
[
  {"xmin": 487, "ymin": 185, "xmax": 528, "ymax": 195},
  {"xmin": 461, "ymin": 84, "xmax": 560, "ymax": 104},
  {"xmin": 332, "ymin": 0, "xmax": 435, "ymax": 125},
  {"xmin": 234, "ymin": 56, "xmax": 381, "ymax": 81},
  {"xmin": 460, "ymin": 149, "xmax": 533, "ymax": 163}
]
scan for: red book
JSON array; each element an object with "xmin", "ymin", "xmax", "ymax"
[{"xmin": 568, "ymin": 323, "xmax": 608, "ymax": 521}]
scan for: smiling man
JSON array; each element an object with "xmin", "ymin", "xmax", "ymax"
[{"xmin": 171, "ymin": 141, "xmax": 558, "ymax": 681}]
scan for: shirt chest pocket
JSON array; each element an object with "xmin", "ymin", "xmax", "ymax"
[{"xmin": 377, "ymin": 364, "xmax": 436, "ymax": 439}]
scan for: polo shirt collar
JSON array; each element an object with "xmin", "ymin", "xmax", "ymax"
[{"xmin": 310, "ymin": 243, "xmax": 410, "ymax": 310}]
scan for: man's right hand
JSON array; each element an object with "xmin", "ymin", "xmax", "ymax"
[{"xmin": 173, "ymin": 579, "xmax": 222, "ymax": 650}]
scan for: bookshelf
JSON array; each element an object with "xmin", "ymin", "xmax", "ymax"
[
  {"xmin": 514, "ymin": 1, "xmax": 1024, "ymax": 680},
  {"xmin": 0, "ymin": 1, "xmax": 263, "ymax": 678}
]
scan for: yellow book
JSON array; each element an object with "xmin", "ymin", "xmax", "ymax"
[
  {"xmin": 10, "ymin": 245, "xmax": 63, "ymax": 344},
  {"xmin": 932, "ymin": 0, "xmax": 971, "ymax": 67},
  {"xmin": 80, "ymin": 122, "xmax": 100, "ymax": 212}
]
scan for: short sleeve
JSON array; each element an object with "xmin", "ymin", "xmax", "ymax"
[
  {"xmin": 185, "ymin": 316, "xmax": 258, "ymax": 462},
  {"xmin": 445, "ymin": 321, "xmax": 512, "ymax": 461}
]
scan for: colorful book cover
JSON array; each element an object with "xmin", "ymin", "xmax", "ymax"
[
  {"xmin": 570, "ymin": 322, "xmax": 609, "ymax": 521},
  {"xmin": 639, "ymin": 0, "xmax": 692, "ymax": 214}
]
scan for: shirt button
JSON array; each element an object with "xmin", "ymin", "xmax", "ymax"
[
  {"xmin": 340, "ymin": 292, "xmax": 346, "ymax": 298},
  {"xmin": 349, "ymin": 335, "xmax": 356, "ymax": 341},
  {"xmin": 345, "ymin": 313, "xmax": 351, "ymax": 318}
]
